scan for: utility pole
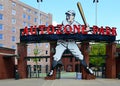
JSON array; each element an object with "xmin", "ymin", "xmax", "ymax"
[{"xmin": 93, "ymin": 0, "xmax": 99, "ymax": 25}]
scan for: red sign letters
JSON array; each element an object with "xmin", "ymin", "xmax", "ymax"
[{"xmin": 21, "ymin": 24, "xmax": 117, "ymax": 36}]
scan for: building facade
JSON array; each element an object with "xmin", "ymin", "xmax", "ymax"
[{"xmin": 0, "ymin": 0, "xmax": 52, "ymax": 73}]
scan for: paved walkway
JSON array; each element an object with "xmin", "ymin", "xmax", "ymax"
[{"xmin": 0, "ymin": 78, "xmax": 120, "ymax": 86}]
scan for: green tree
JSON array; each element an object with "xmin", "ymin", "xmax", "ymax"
[
  {"xmin": 89, "ymin": 43, "xmax": 106, "ymax": 70},
  {"xmin": 33, "ymin": 44, "xmax": 40, "ymax": 77},
  {"xmin": 90, "ymin": 43, "xmax": 106, "ymax": 55},
  {"xmin": 33, "ymin": 44, "xmax": 40, "ymax": 63},
  {"xmin": 90, "ymin": 57, "xmax": 105, "ymax": 69}
]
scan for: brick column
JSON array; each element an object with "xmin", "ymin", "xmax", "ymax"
[
  {"xmin": 81, "ymin": 42, "xmax": 95, "ymax": 79},
  {"xmin": 106, "ymin": 43, "xmax": 116, "ymax": 78},
  {"xmin": 81, "ymin": 42, "xmax": 90, "ymax": 79},
  {"xmin": 17, "ymin": 43, "xmax": 27, "ymax": 79},
  {"xmin": 45, "ymin": 42, "xmax": 57, "ymax": 80},
  {"xmin": 116, "ymin": 48, "xmax": 120, "ymax": 76}
]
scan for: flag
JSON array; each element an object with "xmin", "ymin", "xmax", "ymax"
[{"xmin": 37, "ymin": 0, "xmax": 43, "ymax": 3}]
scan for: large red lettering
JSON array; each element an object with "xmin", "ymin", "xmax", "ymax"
[
  {"xmin": 47, "ymin": 25, "xmax": 55, "ymax": 34},
  {"xmin": 111, "ymin": 27, "xmax": 117, "ymax": 36},
  {"xmin": 21, "ymin": 24, "xmax": 117, "ymax": 37},
  {"xmin": 38, "ymin": 25, "xmax": 45, "ymax": 34},
  {"xmin": 105, "ymin": 26, "xmax": 111, "ymax": 35},
  {"xmin": 99, "ymin": 26, "xmax": 104, "ymax": 35},
  {"xmin": 73, "ymin": 25, "xmax": 80, "ymax": 34},
  {"xmin": 92, "ymin": 25, "xmax": 98, "ymax": 34},
  {"xmin": 22, "ymin": 26, "xmax": 28, "ymax": 36},
  {"xmin": 30, "ymin": 26, "xmax": 37, "ymax": 35},
  {"xmin": 81, "ymin": 25, "xmax": 87, "ymax": 34},
  {"xmin": 56, "ymin": 24, "xmax": 63, "ymax": 34},
  {"xmin": 63, "ymin": 25, "xmax": 72, "ymax": 34}
]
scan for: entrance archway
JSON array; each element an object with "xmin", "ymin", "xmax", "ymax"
[{"xmin": 17, "ymin": 26, "xmax": 117, "ymax": 79}]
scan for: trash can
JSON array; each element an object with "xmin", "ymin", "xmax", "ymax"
[
  {"xmin": 76, "ymin": 72, "xmax": 82, "ymax": 80},
  {"xmin": 15, "ymin": 70, "xmax": 19, "ymax": 80}
]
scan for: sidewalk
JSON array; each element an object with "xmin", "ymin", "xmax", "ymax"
[{"xmin": 0, "ymin": 78, "xmax": 120, "ymax": 86}]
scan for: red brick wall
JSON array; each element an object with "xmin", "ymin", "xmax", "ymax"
[
  {"xmin": 106, "ymin": 43, "xmax": 116, "ymax": 78},
  {"xmin": 116, "ymin": 48, "xmax": 120, "ymax": 76},
  {"xmin": 0, "ymin": 47, "xmax": 15, "ymax": 79},
  {"xmin": 17, "ymin": 43, "xmax": 27, "ymax": 79},
  {"xmin": 62, "ymin": 57, "xmax": 80, "ymax": 72}
]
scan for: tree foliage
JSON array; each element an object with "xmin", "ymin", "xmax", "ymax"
[
  {"xmin": 89, "ymin": 43, "xmax": 106, "ymax": 67},
  {"xmin": 33, "ymin": 44, "xmax": 40, "ymax": 63},
  {"xmin": 90, "ymin": 43, "xmax": 106, "ymax": 55}
]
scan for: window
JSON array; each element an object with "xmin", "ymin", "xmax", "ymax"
[
  {"xmin": 22, "ymin": 13, "xmax": 26, "ymax": 19},
  {"xmin": 34, "ymin": 18, "xmax": 37, "ymax": 23},
  {"xmin": 38, "ymin": 43, "xmax": 41, "ymax": 46},
  {"xmin": 46, "ymin": 22, "xmax": 48, "ymax": 26},
  {"xmin": 27, "ymin": 48, "xmax": 31, "ymax": 54},
  {"xmin": 45, "ymin": 43, "xmax": 49, "ymax": 48},
  {"xmin": 0, "ymin": 44, "xmax": 3, "ymax": 47},
  {"xmin": 40, "ymin": 19, "xmax": 42, "ymax": 24},
  {"xmin": 39, "ymin": 58, "xmax": 41, "ymax": 62},
  {"xmin": 23, "ymin": 21, "xmax": 26, "ymax": 27},
  {"xmin": 40, "ymin": 13, "xmax": 42, "ymax": 17},
  {"xmin": 23, "ymin": 7, "xmax": 26, "ymax": 11},
  {"xmin": 12, "ymin": 2, "xmax": 16, "ymax": 7},
  {"xmin": 34, "ymin": 11, "xmax": 37, "ymax": 15},
  {"xmin": 46, "ymin": 16, "xmax": 48, "ymax": 21},
  {"xmin": 45, "ymin": 58, "xmax": 48, "ymax": 62},
  {"xmin": 46, "ymin": 50, "xmax": 48, "ymax": 54},
  {"xmin": 12, "ymin": 27, "xmax": 16, "ymax": 33},
  {"xmin": 0, "ymin": 14, "xmax": 3, "ymax": 20},
  {"xmin": 28, "ymin": 15, "xmax": 31, "ymax": 20},
  {"xmin": 27, "ymin": 9, "xmax": 31, "ymax": 13},
  {"xmin": 27, "ymin": 58, "xmax": 30, "ymax": 61},
  {"xmin": 0, "ymin": 34, "xmax": 3, "ymax": 40},
  {"xmin": 12, "ymin": 9, "xmax": 16, "ymax": 15},
  {"xmin": 12, "ymin": 36, "xmax": 16, "ymax": 42},
  {"xmin": 0, "ymin": 24, "xmax": 3, "ymax": 30},
  {"xmin": 28, "ymin": 23, "xmax": 30, "ymax": 27},
  {"xmin": 11, "ymin": 45, "xmax": 16, "ymax": 49},
  {"xmin": 0, "ymin": 4, "xmax": 3, "ymax": 10},
  {"xmin": 12, "ymin": 18, "xmax": 16, "ymax": 24}
]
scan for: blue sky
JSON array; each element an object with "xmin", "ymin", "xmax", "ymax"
[{"xmin": 20, "ymin": 0, "xmax": 120, "ymax": 40}]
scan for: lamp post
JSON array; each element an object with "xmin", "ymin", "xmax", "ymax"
[
  {"xmin": 37, "ymin": 0, "xmax": 43, "ymax": 25},
  {"xmin": 36, "ymin": 0, "xmax": 43, "ymax": 78},
  {"xmin": 93, "ymin": 0, "xmax": 99, "ymax": 25}
]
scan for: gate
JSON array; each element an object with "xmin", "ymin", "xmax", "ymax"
[{"xmin": 27, "ymin": 65, "xmax": 49, "ymax": 78}]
